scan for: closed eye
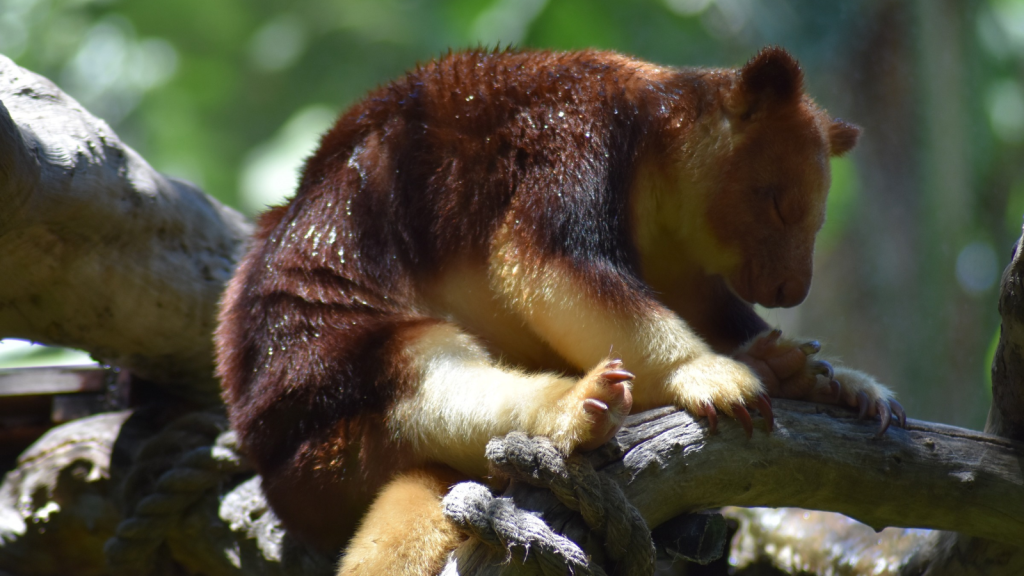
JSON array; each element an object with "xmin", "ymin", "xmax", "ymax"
[
  {"xmin": 756, "ymin": 185, "xmax": 785, "ymax": 227},
  {"xmin": 772, "ymin": 193, "xmax": 786, "ymax": 227}
]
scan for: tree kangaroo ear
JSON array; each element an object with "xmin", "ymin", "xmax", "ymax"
[
  {"xmin": 727, "ymin": 46, "xmax": 804, "ymax": 120},
  {"xmin": 828, "ymin": 119, "xmax": 861, "ymax": 156}
]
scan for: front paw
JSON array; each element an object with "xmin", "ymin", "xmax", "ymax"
[
  {"xmin": 579, "ymin": 359, "xmax": 636, "ymax": 450},
  {"xmin": 670, "ymin": 354, "xmax": 773, "ymax": 437},
  {"xmin": 829, "ymin": 367, "xmax": 906, "ymax": 435},
  {"xmin": 736, "ymin": 330, "xmax": 906, "ymax": 435},
  {"xmin": 736, "ymin": 329, "xmax": 834, "ymax": 400},
  {"xmin": 555, "ymin": 359, "xmax": 634, "ymax": 452}
]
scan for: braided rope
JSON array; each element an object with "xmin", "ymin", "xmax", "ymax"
[
  {"xmin": 104, "ymin": 411, "xmax": 251, "ymax": 575},
  {"xmin": 444, "ymin": 482, "xmax": 607, "ymax": 576},
  {"xmin": 443, "ymin": 432, "xmax": 654, "ymax": 576},
  {"xmin": 486, "ymin": 432, "xmax": 655, "ymax": 576}
]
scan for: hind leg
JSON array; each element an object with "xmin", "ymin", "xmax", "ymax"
[
  {"xmin": 340, "ymin": 321, "xmax": 633, "ymax": 574},
  {"xmin": 338, "ymin": 466, "xmax": 465, "ymax": 576},
  {"xmin": 389, "ymin": 321, "xmax": 634, "ymax": 476}
]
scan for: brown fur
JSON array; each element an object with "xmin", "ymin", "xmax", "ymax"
[{"xmin": 215, "ymin": 47, "xmax": 881, "ymax": 572}]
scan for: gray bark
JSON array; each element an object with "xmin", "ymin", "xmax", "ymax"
[
  {"xmin": 3, "ymin": 401, "xmax": 1021, "ymax": 576},
  {"xmin": 445, "ymin": 403, "xmax": 1024, "ymax": 575},
  {"xmin": 0, "ymin": 54, "xmax": 252, "ymax": 405}
]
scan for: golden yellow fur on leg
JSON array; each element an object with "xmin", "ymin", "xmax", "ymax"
[
  {"xmin": 390, "ymin": 322, "xmax": 634, "ymax": 471},
  {"xmin": 337, "ymin": 467, "xmax": 466, "ymax": 576}
]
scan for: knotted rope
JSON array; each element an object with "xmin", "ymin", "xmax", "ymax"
[
  {"xmin": 444, "ymin": 482, "xmax": 607, "ymax": 576},
  {"xmin": 104, "ymin": 411, "xmax": 251, "ymax": 575},
  {"xmin": 443, "ymin": 432, "xmax": 655, "ymax": 576}
]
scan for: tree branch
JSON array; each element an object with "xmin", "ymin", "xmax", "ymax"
[
  {"xmin": 0, "ymin": 54, "xmax": 252, "ymax": 404},
  {"xmin": 447, "ymin": 402, "xmax": 1024, "ymax": 574}
]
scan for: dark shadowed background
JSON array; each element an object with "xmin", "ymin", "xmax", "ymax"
[{"xmin": 2, "ymin": 0, "xmax": 1022, "ymax": 430}]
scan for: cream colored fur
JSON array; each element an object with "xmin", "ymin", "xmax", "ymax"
[
  {"xmin": 832, "ymin": 366, "xmax": 896, "ymax": 413},
  {"xmin": 389, "ymin": 323, "xmax": 628, "ymax": 473},
  {"xmin": 337, "ymin": 470, "xmax": 464, "ymax": 576}
]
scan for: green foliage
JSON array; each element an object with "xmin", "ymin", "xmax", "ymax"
[
  {"xmin": 817, "ymin": 157, "xmax": 860, "ymax": 256},
  {"xmin": 0, "ymin": 0, "xmax": 896, "ymax": 216}
]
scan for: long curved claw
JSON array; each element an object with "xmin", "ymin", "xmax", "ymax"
[
  {"xmin": 583, "ymin": 398, "xmax": 609, "ymax": 414},
  {"xmin": 734, "ymin": 404, "xmax": 753, "ymax": 439},
  {"xmin": 704, "ymin": 402, "xmax": 718, "ymax": 434},
  {"xmin": 829, "ymin": 379, "xmax": 842, "ymax": 402},
  {"xmin": 600, "ymin": 370, "xmax": 635, "ymax": 383},
  {"xmin": 811, "ymin": 360, "xmax": 834, "ymax": 381},
  {"xmin": 875, "ymin": 399, "xmax": 892, "ymax": 437},
  {"xmin": 856, "ymin": 391, "xmax": 870, "ymax": 419},
  {"xmin": 757, "ymin": 393, "xmax": 774, "ymax": 433},
  {"xmin": 890, "ymin": 399, "xmax": 907, "ymax": 428},
  {"xmin": 799, "ymin": 340, "xmax": 822, "ymax": 355}
]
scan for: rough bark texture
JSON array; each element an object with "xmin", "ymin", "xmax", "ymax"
[
  {"xmin": 989, "ymin": 232, "xmax": 1024, "ymax": 442},
  {"xmin": 0, "ymin": 54, "xmax": 253, "ymax": 405},
  {"xmin": 605, "ymin": 405, "xmax": 1021, "ymax": 540},
  {"xmin": 2, "ymin": 401, "xmax": 1021, "ymax": 576},
  {"xmin": 443, "ymin": 403, "xmax": 1024, "ymax": 575},
  {"xmin": 0, "ymin": 412, "xmax": 127, "ymax": 576}
]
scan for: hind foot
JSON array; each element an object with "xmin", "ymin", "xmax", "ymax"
[
  {"xmin": 737, "ymin": 329, "xmax": 906, "ymax": 434},
  {"xmin": 545, "ymin": 358, "xmax": 634, "ymax": 452}
]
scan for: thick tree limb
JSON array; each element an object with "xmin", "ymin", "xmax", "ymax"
[
  {"xmin": 447, "ymin": 402, "xmax": 1024, "ymax": 574},
  {"xmin": 4, "ymin": 399, "xmax": 1019, "ymax": 576},
  {"xmin": 0, "ymin": 55, "xmax": 252, "ymax": 404},
  {"xmin": 607, "ymin": 404, "xmax": 1022, "ymax": 540}
]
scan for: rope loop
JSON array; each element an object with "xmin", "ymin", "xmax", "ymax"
[
  {"xmin": 104, "ymin": 411, "xmax": 251, "ymax": 575},
  {"xmin": 444, "ymin": 432, "xmax": 655, "ymax": 576}
]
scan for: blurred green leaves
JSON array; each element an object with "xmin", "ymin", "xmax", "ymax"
[
  {"xmin": 818, "ymin": 157, "xmax": 860, "ymax": 257},
  {"xmin": 0, "ymin": 0, "xmax": 886, "ymax": 215}
]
